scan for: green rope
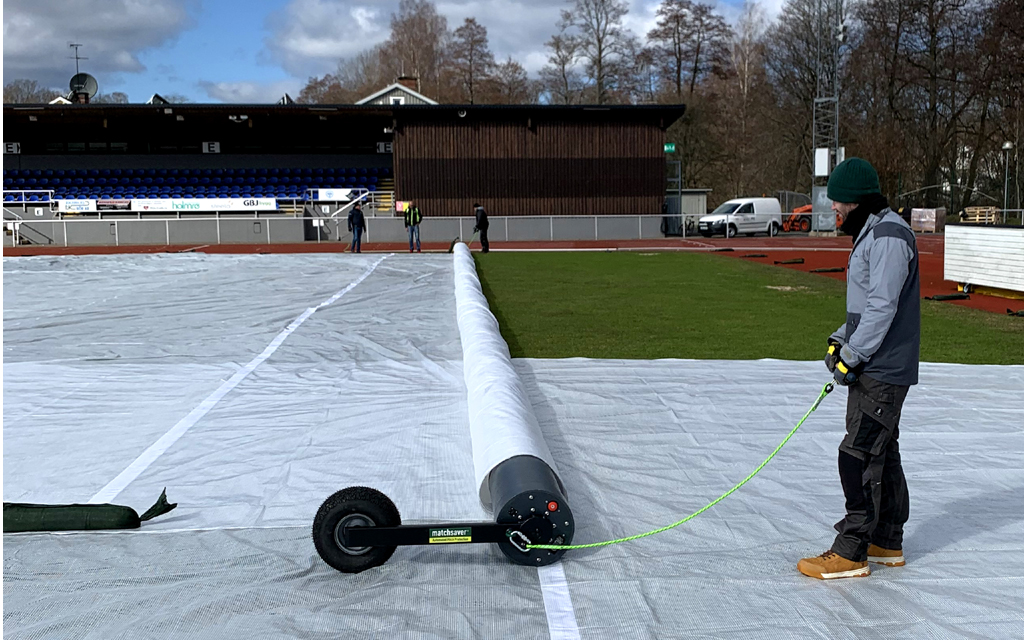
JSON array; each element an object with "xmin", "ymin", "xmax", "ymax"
[{"xmin": 527, "ymin": 381, "xmax": 835, "ymax": 551}]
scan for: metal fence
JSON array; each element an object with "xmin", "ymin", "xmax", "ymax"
[
  {"xmin": 11, "ymin": 211, "xmax": 1018, "ymax": 249},
  {"xmin": 4, "ymin": 214, "xmax": 722, "ymax": 248}
]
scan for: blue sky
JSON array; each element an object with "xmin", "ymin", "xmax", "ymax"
[{"xmin": 3, "ymin": 0, "xmax": 780, "ymax": 104}]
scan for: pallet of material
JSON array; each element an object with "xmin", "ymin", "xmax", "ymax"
[
  {"xmin": 960, "ymin": 207, "xmax": 998, "ymax": 225},
  {"xmin": 911, "ymin": 207, "xmax": 946, "ymax": 232}
]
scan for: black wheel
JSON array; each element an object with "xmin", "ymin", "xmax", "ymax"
[
  {"xmin": 768, "ymin": 222, "xmax": 780, "ymax": 237},
  {"xmin": 727, "ymin": 224, "xmax": 738, "ymax": 238},
  {"xmin": 799, "ymin": 218, "xmax": 811, "ymax": 232},
  {"xmin": 313, "ymin": 486, "xmax": 401, "ymax": 573}
]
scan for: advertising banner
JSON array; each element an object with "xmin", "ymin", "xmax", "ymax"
[
  {"xmin": 58, "ymin": 197, "xmax": 279, "ymax": 213},
  {"xmin": 132, "ymin": 199, "xmax": 173, "ymax": 212},
  {"xmin": 57, "ymin": 199, "xmax": 96, "ymax": 213},
  {"xmin": 97, "ymin": 199, "xmax": 132, "ymax": 211},
  {"xmin": 317, "ymin": 189, "xmax": 353, "ymax": 202},
  {"xmin": 169, "ymin": 198, "xmax": 278, "ymax": 212}
]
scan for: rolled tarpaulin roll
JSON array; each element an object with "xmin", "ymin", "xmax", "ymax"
[
  {"xmin": 3, "ymin": 488, "xmax": 177, "ymax": 533},
  {"xmin": 452, "ymin": 243, "xmax": 565, "ymax": 510}
]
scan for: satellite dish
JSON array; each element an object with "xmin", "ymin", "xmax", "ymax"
[{"xmin": 69, "ymin": 73, "xmax": 98, "ymax": 98}]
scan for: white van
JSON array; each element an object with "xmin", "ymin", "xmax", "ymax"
[{"xmin": 698, "ymin": 197, "xmax": 783, "ymax": 238}]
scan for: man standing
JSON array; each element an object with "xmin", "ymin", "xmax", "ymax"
[
  {"xmin": 347, "ymin": 203, "xmax": 365, "ymax": 253},
  {"xmin": 473, "ymin": 202, "xmax": 489, "ymax": 253},
  {"xmin": 405, "ymin": 202, "xmax": 423, "ymax": 253},
  {"xmin": 798, "ymin": 157, "xmax": 920, "ymax": 580}
]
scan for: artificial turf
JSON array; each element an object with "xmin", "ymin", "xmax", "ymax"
[{"xmin": 474, "ymin": 251, "xmax": 1024, "ymax": 365}]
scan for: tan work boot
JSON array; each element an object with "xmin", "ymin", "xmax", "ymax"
[
  {"xmin": 867, "ymin": 544, "xmax": 906, "ymax": 566},
  {"xmin": 797, "ymin": 550, "xmax": 870, "ymax": 580}
]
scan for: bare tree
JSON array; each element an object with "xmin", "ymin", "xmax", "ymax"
[
  {"xmin": 450, "ymin": 18, "xmax": 495, "ymax": 104},
  {"xmin": 297, "ymin": 73, "xmax": 353, "ymax": 103},
  {"xmin": 92, "ymin": 92, "xmax": 131, "ymax": 104},
  {"xmin": 3, "ymin": 79, "xmax": 62, "ymax": 104},
  {"xmin": 540, "ymin": 31, "xmax": 584, "ymax": 104},
  {"xmin": 647, "ymin": 0, "xmax": 692, "ymax": 97},
  {"xmin": 763, "ymin": 0, "xmax": 820, "ymax": 192},
  {"xmin": 728, "ymin": 1, "xmax": 768, "ymax": 194},
  {"xmin": 384, "ymin": 0, "xmax": 450, "ymax": 100},
  {"xmin": 559, "ymin": 0, "xmax": 633, "ymax": 104},
  {"xmin": 486, "ymin": 57, "xmax": 536, "ymax": 104}
]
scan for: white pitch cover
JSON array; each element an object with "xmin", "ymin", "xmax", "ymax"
[{"xmin": 452, "ymin": 242, "xmax": 564, "ymax": 509}]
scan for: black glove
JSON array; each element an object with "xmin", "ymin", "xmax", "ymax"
[
  {"xmin": 824, "ymin": 339, "xmax": 842, "ymax": 372},
  {"xmin": 833, "ymin": 356, "xmax": 859, "ymax": 386}
]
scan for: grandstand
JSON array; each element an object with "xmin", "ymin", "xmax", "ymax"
[
  {"xmin": 2, "ymin": 166, "xmax": 389, "ymax": 203},
  {"xmin": 3, "ymin": 103, "xmax": 683, "ymax": 246}
]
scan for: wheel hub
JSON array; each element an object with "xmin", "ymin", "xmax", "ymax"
[{"xmin": 334, "ymin": 513, "xmax": 375, "ymax": 555}]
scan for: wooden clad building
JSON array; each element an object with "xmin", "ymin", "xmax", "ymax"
[{"xmin": 392, "ymin": 105, "xmax": 686, "ymax": 216}]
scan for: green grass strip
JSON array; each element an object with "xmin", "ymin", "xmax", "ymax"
[{"xmin": 475, "ymin": 252, "xmax": 1024, "ymax": 364}]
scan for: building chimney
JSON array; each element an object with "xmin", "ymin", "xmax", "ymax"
[{"xmin": 397, "ymin": 76, "xmax": 419, "ymax": 92}]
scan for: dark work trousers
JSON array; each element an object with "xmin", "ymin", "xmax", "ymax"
[
  {"xmin": 479, "ymin": 226, "xmax": 489, "ymax": 252},
  {"xmin": 831, "ymin": 374, "xmax": 911, "ymax": 562},
  {"xmin": 350, "ymin": 226, "xmax": 363, "ymax": 253}
]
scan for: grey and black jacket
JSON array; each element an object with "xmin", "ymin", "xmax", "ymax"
[
  {"xmin": 474, "ymin": 206, "xmax": 489, "ymax": 231},
  {"xmin": 831, "ymin": 204, "xmax": 920, "ymax": 386}
]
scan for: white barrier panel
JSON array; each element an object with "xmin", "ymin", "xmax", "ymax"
[{"xmin": 452, "ymin": 242, "xmax": 563, "ymax": 509}]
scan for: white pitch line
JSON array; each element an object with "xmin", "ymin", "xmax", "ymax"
[
  {"xmin": 538, "ymin": 563, "xmax": 582, "ymax": 640},
  {"xmin": 89, "ymin": 254, "xmax": 391, "ymax": 504}
]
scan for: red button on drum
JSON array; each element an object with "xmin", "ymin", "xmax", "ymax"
[{"xmin": 547, "ymin": 501, "xmax": 558, "ymax": 512}]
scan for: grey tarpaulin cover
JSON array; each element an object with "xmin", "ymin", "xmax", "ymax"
[{"xmin": 4, "ymin": 253, "xmax": 1024, "ymax": 639}]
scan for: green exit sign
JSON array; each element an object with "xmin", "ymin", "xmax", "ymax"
[{"xmin": 664, "ymin": 143, "xmax": 676, "ymax": 153}]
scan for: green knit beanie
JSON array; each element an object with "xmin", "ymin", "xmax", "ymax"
[{"xmin": 827, "ymin": 158, "xmax": 881, "ymax": 204}]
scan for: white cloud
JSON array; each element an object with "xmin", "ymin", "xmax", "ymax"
[
  {"xmin": 198, "ymin": 79, "xmax": 303, "ymax": 103},
  {"xmin": 265, "ymin": 0, "xmax": 391, "ymax": 78},
  {"xmin": 2, "ymin": 0, "xmax": 194, "ymax": 89}
]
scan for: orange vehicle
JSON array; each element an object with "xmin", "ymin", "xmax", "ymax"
[{"xmin": 782, "ymin": 204, "xmax": 813, "ymax": 232}]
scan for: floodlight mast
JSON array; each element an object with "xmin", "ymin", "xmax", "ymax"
[{"xmin": 811, "ymin": 0, "xmax": 845, "ymax": 184}]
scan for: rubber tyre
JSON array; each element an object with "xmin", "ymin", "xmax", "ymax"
[
  {"xmin": 799, "ymin": 218, "xmax": 811, "ymax": 232},
  {"xmin": 768, "ymin": 222, "xmax": 780, "ymax": 237},
  {"xmin": 312, "ymin": 486, "xmax": 401, "ymax": 574},
  {"xmin": 727, "ymin": 224, "xmax": 738, "ymax": 238}
]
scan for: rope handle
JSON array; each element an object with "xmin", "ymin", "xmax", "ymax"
[{"xmin": 527, "ymin": 381, "xmax": 835, "ymax": 551}]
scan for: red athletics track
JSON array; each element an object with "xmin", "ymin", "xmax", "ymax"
[{"xmin": 4, "ymin": 234, "xmax": 1016, "ymax": 314}]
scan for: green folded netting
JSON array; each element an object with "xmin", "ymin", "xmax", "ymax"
[
  {"xmin": 3, "ymin": 488, "xmax": 176, "ymax": 533},
  {"xmin": 925, "ymin": 293, "xmax": 970, "ymax": 301}
]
